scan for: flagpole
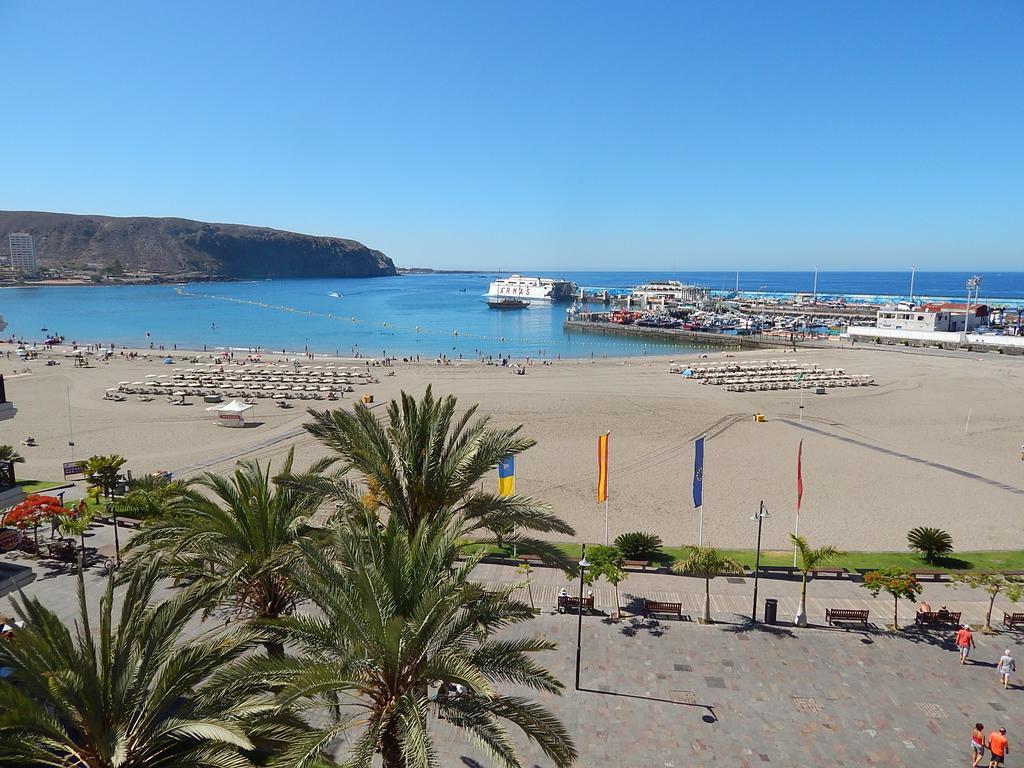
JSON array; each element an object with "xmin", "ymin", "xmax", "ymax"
[
  {"xmin": 598, "ymin": 432, "xmax": 610, "ymax": 545},
  {"xmin": 794, "ymin": 439, "xmax": 803, "ymax": 567},
  {"xmin": 694, "ymin": 433, "xmax": 706, "ymax": 548},
  {"xmin": 793, "ymin": 509, "xmax": 799, "ymax": 567},
  {"xmin": 604, "ymin": 499, "xmax": 609, "ymax": 546}
]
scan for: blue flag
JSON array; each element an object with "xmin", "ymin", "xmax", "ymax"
[
  {"xmin": 692, "ymin": 436, "xmax": 704, "ymax": 508},
  {"xmin": 498, "ymin": 456, "xmax": 515, "ymax": 497}
]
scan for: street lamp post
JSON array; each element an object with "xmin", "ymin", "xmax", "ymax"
[
  {"xmin": 964, "ymin": 276, "xmax": 981, "ymax": 341},
  {"xmin": 574, "ymin": 545, "xmax": 590, "ymax": 691},
  {"xmin": 750, "ymin": 501, "xmax": 769, "ymax": 623}
]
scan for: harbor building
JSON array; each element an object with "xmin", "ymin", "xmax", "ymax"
[
  {"xmin": 8, "ymin": 232, "xmax": 38, "ymax": 275},
  {"xmin": 875, "ymin": 302, "xmax": 988, "ymax": 333}
]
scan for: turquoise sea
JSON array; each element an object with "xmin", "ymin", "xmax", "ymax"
[{"xmin": 3, "ymin": 271, "xmax": 1023, "ymax": 359}]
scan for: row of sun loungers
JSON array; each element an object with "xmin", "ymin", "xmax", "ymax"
[
  {"xmin": 700, "ymin": 372, "xmax": 871, "ymax": 386},
  {"xmin": 671, "ymin": 358, "xmax": 876, "ymax": 393},
  {"xmin": 114, "ymin": 362, "xmax": 380, "ymax": 404},
  {"xmin": 119, "ymin": 386, "xmax": 349, "ymax": 401},
  {"xmin": 723, "ymin": 378, "xmax": 873, "ymax": 392}
]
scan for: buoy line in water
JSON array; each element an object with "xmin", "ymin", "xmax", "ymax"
[{"xmin": 174, "ymin": 286, "xmax": 718, "ymax": 353}]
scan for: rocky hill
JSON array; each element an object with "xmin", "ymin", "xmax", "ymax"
[{"xmin": 0, "ymin": 211, "xmax": 396, "ymax": 278}]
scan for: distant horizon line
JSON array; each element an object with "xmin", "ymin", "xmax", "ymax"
[{"xmin": 409, "ymin": 267, "xmax": 1020, "ymax": 274}]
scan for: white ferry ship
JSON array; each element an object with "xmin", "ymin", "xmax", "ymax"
[{"xmin": 486, "ymin": 274, "xmax": 578, "ymax": 302}]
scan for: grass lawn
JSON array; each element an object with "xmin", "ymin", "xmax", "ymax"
[
  {"xmin": 16, "ymin": 479, "xmax": 71, "ymax": 494},
  {"xmin": 469, "ymin": 541, "xmax": 1024, "ymax": 573}
]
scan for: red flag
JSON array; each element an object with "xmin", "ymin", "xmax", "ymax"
[
  {"xmin": 796, "ymin": 439, "xmax": 804, "ymax": 512},
  {"xmin": 597, "ymin": 433, "xmax": 610, "ymax": 503}
]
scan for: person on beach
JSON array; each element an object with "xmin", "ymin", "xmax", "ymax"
[
  {"xmin": 998, "ymin": 650, "xmax": 1015, "ymax": 689},
  {"xmin": 973, "ymin": 723, "xmax": 987, "ymax": 768},
  {"xmin": 956, "ymin": 624, "xmax": 976, "ymax": 664},
  {"xmin": 988, "ymin": 727, "xmax": 1008, "ymax": 767}
]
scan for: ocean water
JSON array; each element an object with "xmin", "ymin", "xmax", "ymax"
[{"xmin": 2, "ymin": 270, "xmax": 1023, "ymax": 359}]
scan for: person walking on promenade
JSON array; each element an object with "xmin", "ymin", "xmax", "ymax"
[
  {"xmin": 956, "ymin": 624, "xmax": 976, "ymax": 664},
  {"xmin": 973, "ymin": 723, "xmax": 987, "ymax": 768},
  {"xmin": 988, "ymin": 727, "xmax": 1008, "ymax": 767},
  {"xmin": 998, "ymin": 650, "xmax": 1016, "ymax": 690}
]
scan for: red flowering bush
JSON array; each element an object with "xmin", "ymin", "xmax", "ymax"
[{"xmin": 3, "ymin": 495, "xmax": 70, "ymax": 530}]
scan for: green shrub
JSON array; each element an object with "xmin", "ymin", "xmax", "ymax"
[
  {"xmin": 613, "ymin": 531, "xmax": 663, "ymax": 560},
  {"xmin": 907, "ymin": 526, "xmax": 953, "ymax": 564}
]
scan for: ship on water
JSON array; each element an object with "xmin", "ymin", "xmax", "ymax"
[
  {"xmin": 486, "ymin": 274, "xmax": 578, "ymax": 302},
  {"xmin": 486, "ymin": 297, "xmax": 530, "ymax": 310}
]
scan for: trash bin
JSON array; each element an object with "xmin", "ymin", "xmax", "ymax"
[{"xmin": 764, "ymin": 598, "xmax": 778, "ymax": 625}]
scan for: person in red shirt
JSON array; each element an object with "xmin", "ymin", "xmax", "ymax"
[
  {"xmin": 956, "ymin": 625, "xmax": 976, "ymax": 664},
  {"xmin": 989, "ymin": 727, "xmax": 1008, "ymax": 767}
]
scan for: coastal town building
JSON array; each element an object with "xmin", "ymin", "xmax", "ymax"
[
  {"xmin": 875, "ymin": 302, "xmax": 988, "ymax": 333},
  {"xmin": 626, "ymin": 280, "xmax": 710, "ymax": 308},
  {"xmin": 7, "ymin": 233, "xmax": 38, "ymax": 276}
]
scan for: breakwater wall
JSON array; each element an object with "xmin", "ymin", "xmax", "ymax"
[{"xmin": 562, "ymin": 319, "xmax": 824, "ymax": 350}]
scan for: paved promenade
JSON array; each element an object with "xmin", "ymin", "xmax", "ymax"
[
  {"xmin": 3, "ymin": 528, "xmax": 1022, "ymax": 766},
  {"xmin": 422, "ymin": 562, "xmax": 1024, "ymax": 766}
]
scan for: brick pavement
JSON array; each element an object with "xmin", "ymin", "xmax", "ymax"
[
  {"xmin": 423, "ymin": 611, "xmax": 1024, "ymax": 767},
  {"xmin": 3, "ymin": 532, "xmax": 1023, "ymax": 766}
]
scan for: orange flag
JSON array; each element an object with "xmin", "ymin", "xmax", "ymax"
[{"xmin": 597, "ymin": 433, "xmax": 610, "ymax": 503}]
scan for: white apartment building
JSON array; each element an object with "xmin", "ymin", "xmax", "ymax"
[
  {"xmin": 8, "ymin": 233, "xmax": 38, "ymax": 275},
  {"xmin": 875, "ymin": 302, "xmax": 988, "ymax": 333}
]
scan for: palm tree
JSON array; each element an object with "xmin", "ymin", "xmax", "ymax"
[
  {"xmin": 119, "ymin": 474, "xmax": 196, "ymax": 519},
  {"xmin": 299, "ymin": 387, "xmax": 576, "ymax": 568},
  {"xmin": 123, "ymin": 451, "xmax": 321, "ymax": 654},
  {"xmin": 110, "ymin": 474, "xmax": 196, "ymax": 565},
  {"xmin": 907, "ymin": 526, "xmax": 954, "ymax": 564},
  {"xmin": 791, "ymin": 533, "xmax": 846, "ymax": 627},
  {"xmin": 0, "ymin": 445, "xmax": 24, "ymax": 464},
  {"xmin": 673, "ymin": 546, "xmax": 743, "ymax": 623},
  {"xmin": 0, "ymin": 561, "xmax": 302, "ymax": 767},
  {"xmin": 84, "ymin": 453, "xmax": 127, "ymax": 500},
  {"xmin": 248, "ymin": 513, "xmax": 578, "ymax": 768}
]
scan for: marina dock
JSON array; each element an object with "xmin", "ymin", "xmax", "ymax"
[{"xmin": 563, "ymin": 317, "xmax": 835, "ymax": 350}]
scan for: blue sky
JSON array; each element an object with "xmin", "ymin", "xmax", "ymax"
[{"xmin": 2, "ymin": 1, "xmax": 1022, "ymax": 270}]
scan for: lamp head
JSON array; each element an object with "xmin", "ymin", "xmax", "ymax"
[{"xmin": 578, "ymin": 542, "xmax": 590, "ymax": 568}]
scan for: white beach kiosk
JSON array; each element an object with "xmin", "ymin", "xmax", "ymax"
[{"xmin": 206, "ymin": 399, "xmax": 254, "ymax": 428}]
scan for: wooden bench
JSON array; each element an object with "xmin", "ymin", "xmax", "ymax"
[
  {"xmin": 757, "ymin": 565, "xmax": 800, "ymax": 577},
  {"xmin": 910, "ymin": 570, "xmax": 948, "ymax": 582},
  {"xmin": 810, "ymin": 567, "xmax": 848, "ymax": 579},
  {"xmin": 517, "ymin": 554, "xmax": 542, "ymax": 565},
  {"xmin": 624, "ymin": 559, "xmax": 652, "ymax": 571},
  {"xmin": 642, "ymin": 599, "xmax": 683, "ymax": 619},
  {"xmin": 825, "ymin": 608, "xmax": 869, "ymax": 626},
  {"xmin": 116, "ymin": 517, "xmax": 144, "ymax": 530},
  {"xmin": 1003, "ymin": 612, "xmax": 1024, "ymax": 629},
  {"xmin": 915, "ymin": 610, "xmax": 961, "ymax": 627},
  {"xmin": 557, "ymin": 595, "xmax": 594, "ymax": 614}
]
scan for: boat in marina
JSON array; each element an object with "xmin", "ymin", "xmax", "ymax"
[
  {"xmin": 486, "ymin": 274, "xmax": 578, "ymax": 302},
  {"xmin": 486, "ymin": 297, "xmax": 530, "ymax": 310}
]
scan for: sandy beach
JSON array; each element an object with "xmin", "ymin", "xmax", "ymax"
[{"xmin": 4, "ymin": 343, "xmax": 1024, "ymax": 553}]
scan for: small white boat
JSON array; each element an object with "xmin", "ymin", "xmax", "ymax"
[{"xmin": 328, "ymin": 292, "xmax": 343, "ymax": 298}]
